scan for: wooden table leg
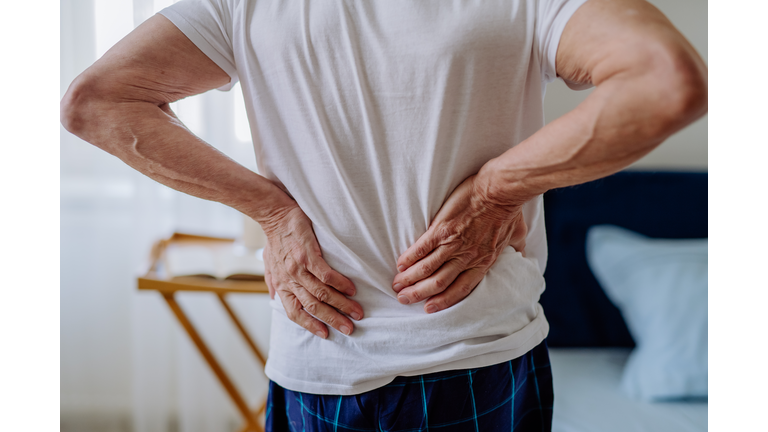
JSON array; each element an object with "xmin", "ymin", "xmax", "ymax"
[
  {"xmin": 162, "ymin": 293, "xmax": 263, "ymax": 432},
  {"xmin": 217, "ymin": 293, "xmax": 268, "ymax": 366},
  {"xmin": 237, "ymin": 403, "xmax": 269, "ymax": 432}
]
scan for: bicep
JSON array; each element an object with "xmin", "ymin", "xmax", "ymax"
[
  {"xmin": 555, "ymin": 0, "xmax": 704, "ymax": 87},
  {"xmin": 75, "ymin": 14, "xmax": 230, "ymax": 105}
]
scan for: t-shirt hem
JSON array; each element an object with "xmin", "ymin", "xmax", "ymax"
[
  {"xmin": 265, "ymin": 317, "xmax": 549, "ymax": 396},
  {"xmin": 158, "ymin": 9, "xmax": 239, "ymax": 91}
]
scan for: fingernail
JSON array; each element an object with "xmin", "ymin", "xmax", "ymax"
[
  {"xmin": 393, "ymin": 283, "xmax": 403, "ymax": 292},
  {"xmin": 315, "ymin": 331, "xmax": 326, "ymax": 339},
  {"xmin": 425, "ymin": 304, "xmax": 438, "ymax": 314},
  {"xmin": 351, "ymin": 311, "xmax": 362, "ymax": 320},
  {"xmin": 398, "ymin": 295, "xmax": 410, "ymax": 305},
  {"xmin": 397, "ymin": 266, "xmax": 406, "ymax": 272},
  {"xmin": 340, "ymin": 325, "xmax": 352, "ymax": 335},
  {"xmin": 346, "ymin": 288, "xmax": 356, "ymax": 296}
]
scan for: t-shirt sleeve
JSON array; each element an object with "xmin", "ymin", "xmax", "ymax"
[
  {"xmin": 536, "ymin": 0, "xmax": 589, "ymax": 84},
  {"xmin": 159, "ymin": 0, "xmax": 239, "ymax": 91}
]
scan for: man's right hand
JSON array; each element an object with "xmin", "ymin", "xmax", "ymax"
[{"xmin": 262, "ymin": 205, "xmax": 363, "ymax": 339}]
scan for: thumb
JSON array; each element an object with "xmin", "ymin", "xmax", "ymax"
[
  {"xmin": 509, "ymin": 213, "xmax": 528, "ymax": 256},
  {"xmin": 265, "ymin": 267, "xmax": 275, "ymax": 299}
]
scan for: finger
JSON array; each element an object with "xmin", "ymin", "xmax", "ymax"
[
  {"xmin": 265, "ymin": 267, "xmax": 275, "ymax": 299},
  {"xmin": 306, "ymin": 257, "xmax": 357, "ymax": 297},
  {"xmin": 297, "ymin": 269, "xmax": 364, "ymax": 321},
  {"xmin": 423, "ymin": 267, "xmax": 486, "ymax": 314},
  {"xmin": 396, "ymin": 226, "xmax": 442, "ymax": 272},
  {"xmin": 396, "ymin": 259, "xmax": 464, "ymax": 305},
  {"xmin": 292, "ymin": 283, "xmax": 357, "ymax": 336},
  {"xmin": 509, "ymin": 230, "xmax": 526, "ymax": 257},
  {"xmin": 509, "ymin": 214, "xmax": 528, "ymax": 256},
  {"xmin": 278, "ymin": 288, "xmax": 329, "ymax": 338},
  {"xmin": 512, "ymin": 239, "xmax": 527, "ymax": 257},
  {"xmin": 263, "ymin": 243, "xmax": 276, "ymax": 299},
  {"xmin": 392, "ymin": 244, "xmax": 456, "ymax": 292}
]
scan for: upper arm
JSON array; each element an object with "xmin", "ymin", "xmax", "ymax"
[
  {"xmin": 64, "ymin": 14, "xmax": 230, "ymax": 110},
  {"xmin": 555, "ymin": 0, "xmax": 707, "ymax": 91}
]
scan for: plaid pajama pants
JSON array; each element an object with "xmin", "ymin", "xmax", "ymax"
[{"xmin": 265, "ymin": 340, "xmax": 553, "ymax": 432}]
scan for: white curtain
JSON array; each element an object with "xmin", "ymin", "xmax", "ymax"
[{"xmin": 61, "ymin": 1, "xmax": 271, "ymax": 431}]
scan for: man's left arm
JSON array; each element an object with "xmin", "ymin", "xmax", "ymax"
[
  {"xmin": 61, "ymin": 15, "xmax": 364, "ymax": 338},
  {"xmin": 391, "ymin": 0, "xmax": 707, "ymax": 312}
]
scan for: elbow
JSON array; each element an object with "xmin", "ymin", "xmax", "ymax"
[
  {"xmin": 650, "ymin": 47, "xmax": 708, "ymax": 137},
  {"xmin": 60, "ymin": 76, "xmax": 86, "ymax": 136},
  {"xmin": 61, "ymin": 74, "xmax": 101, "ymax": 138},
  {"xmin": 664, "ymin": 62, "xmax": 707, "ymax": 122}
]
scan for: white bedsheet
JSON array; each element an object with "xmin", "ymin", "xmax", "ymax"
[{"xmin": 549, "ymin": 348, "xmax": 707, "ymax": 432}]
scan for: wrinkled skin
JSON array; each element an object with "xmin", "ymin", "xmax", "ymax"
[
  {"xmin": 262, "ymin": 205, "xmax": 363, "ymax": 339},
  {"xmin": 391, "ymin": 174, "xmax": 528, "ymax": 313}
]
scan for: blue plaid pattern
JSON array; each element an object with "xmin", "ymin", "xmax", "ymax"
[{"xmin": 266, "ymin": 340, "xmax": 552, "ymax": 432}]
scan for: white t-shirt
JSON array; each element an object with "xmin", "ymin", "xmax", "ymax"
[{"xmin": 161, "ymin": 0, "xmax": 587, "ymax": 395}]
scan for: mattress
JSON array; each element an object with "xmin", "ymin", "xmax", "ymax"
[{"xmin": 549, "ymin": 348, "xmax": 707, "ymax": 432}]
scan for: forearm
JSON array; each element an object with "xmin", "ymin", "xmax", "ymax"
[
  {"xmin": 477, "ymin": 56, "xmax": 707, "ymax": 207},
  {"xmin": 61, "ymin": 87, "xmax": 296, "ymax": 228},
  {"xmin": 476, "ymin": 0, "xmax": 707, "ymax": 208}
]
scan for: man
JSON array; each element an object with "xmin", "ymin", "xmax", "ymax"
[{"xmin": 61, "ymin": 0, "xmax": 707, "ymax": 430}]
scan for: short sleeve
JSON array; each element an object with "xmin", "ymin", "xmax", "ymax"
[
  {"xmin": 536, "ymin": 0, "xmax": 589, "ymax": 84},
  {"xmin": 159, "ymin": 0, "xmax": 239, "ymax": 91}
]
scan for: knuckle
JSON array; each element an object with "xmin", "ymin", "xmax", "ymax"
[
  {"xmin": 468, "ymin": 248, "xmax": 481, "ymax": 261},
  {"xmin": 294, "ymin": 250, "xmax": 308, "ymax": 265},
  {"xmin": 285, "ymin": 260, "xmax": 300, "ymax": 274},
  {"xmin": 316, "ymin": 270, "xmax": 332, "ymax": 285},
  {"xmin": 301, "ymin": 318, "xmax": 319, "ymax": 332},
  {"xmin": 315, "ymin": 287, "xmax": 331, "ymax": 304},
  {"xmin": 436, "ymin": 225, "xmax": 453, "ymax": 240},
  {"xmin": 432, "ymin": 277, "xmax": 446, "ymax": 291},
  {"xmin": 476, "ymin": 252, "xmax": 494, "ymax": 266},
  {"xmin": 324, "ymin": 314, "xmax": 339, "ymax": 328},
  {"xmin": 410, "ymin": 290, "xmax": 423, "ymax": 302},
  {"xmin": 304, "ymin": 302, "xmax": 319, "ymax": 316},
  {"xmin": 459, "ymin": 283, "xmax": 474, "ymax": 296},
  {"xmin": 296, "ymin": 267, "xmax": 311, "ymax": 279},
  {"xmin": 456, "ymin": 254, "xmax": 473, "ymax": 268},
  {"xmin": 418, "ymin": 261, "xmax": 433, "ymax": 275}
]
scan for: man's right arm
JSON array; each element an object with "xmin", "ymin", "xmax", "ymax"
[
  {"xmin": 60, "ymin": 15, "xmax": 286, "ymax": 225},
  {"xmin": 61, "ymin": 14, "xmax": 363, "ymax": 338}
]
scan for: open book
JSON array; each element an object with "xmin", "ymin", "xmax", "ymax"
[{"xmin": 163, "ymin": 243, "xmax": 265, "ymax": 281}]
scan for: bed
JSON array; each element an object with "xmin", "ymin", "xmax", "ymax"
[{"xmin": 540, "ymin": 171, "xmax": 708, "ymax": 432}]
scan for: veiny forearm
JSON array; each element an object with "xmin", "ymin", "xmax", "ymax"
[
  {"xmin": 60, "ymin": 13, "xmax": 300, "ymax": 231},
  {"xmin": 62, "ymin": 93, "xmax": 296, "ymax": 228},
  {"xmin": 476, "ymin": 0, "xmax": 708, "ymax": 207},
  {"xmin": 478, "ymin": 53, "xmax": 707, "ymax": 208}
]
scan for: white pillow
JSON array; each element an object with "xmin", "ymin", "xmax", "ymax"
[{"xmin": 586, "ymin": 225, "xmax": 708, "ymax": 401}]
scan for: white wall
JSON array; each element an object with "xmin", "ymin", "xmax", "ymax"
[{"xmin": 543, "ymin": 0, "xmax": 708, "ymax": 171}]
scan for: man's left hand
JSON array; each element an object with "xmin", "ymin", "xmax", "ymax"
[{"xmin": 392, "ymin": 174, "xmax": 527, "ymax": 313}]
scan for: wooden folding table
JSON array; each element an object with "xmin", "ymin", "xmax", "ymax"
[{"xmin": 138, "ymin": 232, "xmax": 269, "ymax": 432}]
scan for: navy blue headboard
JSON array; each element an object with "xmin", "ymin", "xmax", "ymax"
[{"xmin": 540, "ymin": 171, "xmax": 708, "ymax": 347}]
